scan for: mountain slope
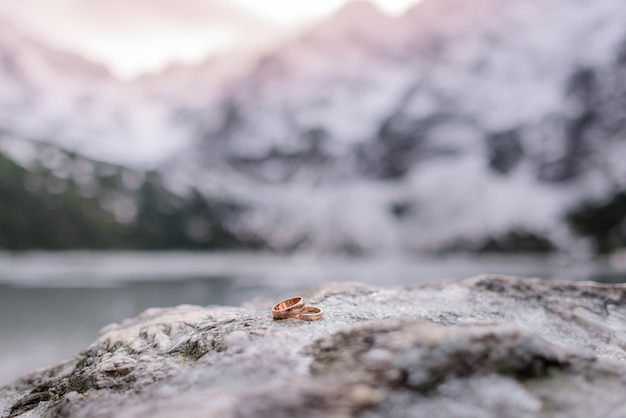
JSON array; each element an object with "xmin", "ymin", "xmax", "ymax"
[
  {"xmin": 0, "ymin": 18, "xmax": 186, "ymax": 166},
  {"xmin": 0, "ymin": 131, "xmax": 254, "ymax": 250}
]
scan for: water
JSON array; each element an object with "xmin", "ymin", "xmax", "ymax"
[{"xmin": 1, "ymin": 250, "xmax": 625, "ymax": 387}]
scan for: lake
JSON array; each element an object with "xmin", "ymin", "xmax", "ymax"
[{"xmin": 1, "ymin": 250, "xmax": 625, "ymax": 386}]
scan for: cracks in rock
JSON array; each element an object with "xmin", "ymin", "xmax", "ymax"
[
  {"xmin": 7, "ymin": 385, "xmax": 53, "ymax": 418},
  {"xmin": 307, "ymin": 319, "xmax": 576, "ymax": 415}
]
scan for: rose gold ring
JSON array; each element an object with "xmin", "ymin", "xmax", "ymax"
[
  {"xmin": 272, "ymin": 296, "xmax": 305, "ymax": 320},
  {"xmin": 296, "ymin": 305, "xmax": 323, "ymax": 321}
]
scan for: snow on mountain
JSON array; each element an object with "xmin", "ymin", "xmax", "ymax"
[
  {"xmin": 2, "ymin": 0, "xmax": 625, "ymax": 254},
  {"xmin": 164, "ymin": 0, "xmax": 626, "ymax": 254},
  {"xmin": 0, "ymin": 19, "xmax": 186, "ymax": 167}
]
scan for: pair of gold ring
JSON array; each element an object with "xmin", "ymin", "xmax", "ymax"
[{"xmin": 272, "ymin": 296, "xmax": 323, "ymax": 321}]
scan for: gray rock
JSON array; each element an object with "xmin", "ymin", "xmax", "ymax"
[{"xmin": 2, "ymin": 275, "xmax": 626, "ymax": 418}]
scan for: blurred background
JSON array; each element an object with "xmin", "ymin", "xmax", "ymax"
[{"xmin": 1, "ymin": 0, "xmax": 626, "ymax": 385}]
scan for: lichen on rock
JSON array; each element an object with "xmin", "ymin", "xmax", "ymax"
[{"xmin": 2, "ymin": 275, "xmax": 626, "ymax": 417}]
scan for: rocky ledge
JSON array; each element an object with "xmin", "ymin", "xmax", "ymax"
[{"xmin": 2, "ymin": 275, "xmax": 626, "ymax": 418}]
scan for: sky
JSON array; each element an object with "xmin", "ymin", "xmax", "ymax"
[{"xmin": 0, "ymin": 0, "xmax": 421, "ymax": 80}]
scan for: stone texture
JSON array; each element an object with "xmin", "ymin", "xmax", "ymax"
[{"xmin": 2, "ymin": 275, "xmax": 626, "ymax": 417}]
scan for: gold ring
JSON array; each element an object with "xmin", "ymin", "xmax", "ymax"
[
  {"xmin": 296, "ymin": 305, "xmax": 323, "ymax": 321},
  {"xmin": 272, "ymin": 296, "xmax": 305, "ymax": 320}
]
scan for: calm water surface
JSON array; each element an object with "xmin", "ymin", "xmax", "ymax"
[{"xmin": 1, "ymin": 251, "xmax": 625, "ymax": 386}]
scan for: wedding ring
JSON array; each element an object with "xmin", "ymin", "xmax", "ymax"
[
  {"xmin": 296, "ymin": 305, "xmax": 323, "ymax": 321},
  {"xmin": 272, "ymin": 296, "xmax": 305, "ymax": 320}
]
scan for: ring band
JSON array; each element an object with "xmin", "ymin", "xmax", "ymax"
[
  {"xmin": 272, "ymin": 296, "xmax": 305, "ymax": 320},
  {"xmin": 296, "ymin": 305, "xmax": 323, "ymax": 321}
]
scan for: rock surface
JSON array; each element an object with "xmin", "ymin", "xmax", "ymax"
[{"xmin": 2, "ymin": 275, "xmax": 626, "ymax": 417}]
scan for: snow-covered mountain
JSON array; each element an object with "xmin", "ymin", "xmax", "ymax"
[
  {"xmin": 0, "ymin": 19, "xmax": 185, "ymax": 166},
  {"xmin": 2, "ymin": 0, "xmax": 626, "ymax": 254},
  {"xmin": 163, "ymin": 0, "xmax": 626, "ymax": 254}
]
